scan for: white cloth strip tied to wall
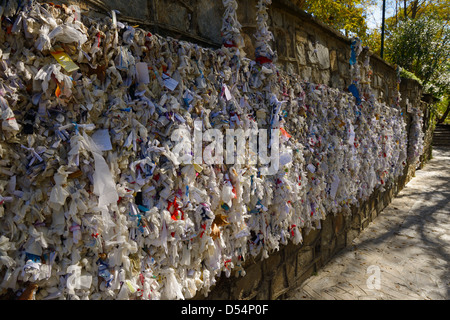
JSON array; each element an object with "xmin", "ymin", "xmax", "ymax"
[
  {"xmin": 254, "ymin": 0, "xmax": 276, "ymax": 65},
  {"xmin": 221, "ymin": 0, "xmax": 245, "ymax": 58},
  {"xmin": 0, "ymin": 0, "xmax": 422, "ymax": 300},
  {"xmin": 408, "ymin": 104, "xmax": 425, "ymax": 168}
]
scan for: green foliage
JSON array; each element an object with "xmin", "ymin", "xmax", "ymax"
[
  {"xmin": 436, "ymin": 96, "xmax": 450, "ymax": 124},
  {"xmin": 385, "ymin": 16, "xmax": 450, "ymax": 96},
  {"xmin": 365, "ymin": 29, "xmax": 382, "ymax": 56},
  {"xmin": 296, "ymin": 0, "xmax": 449, "ymax": 100},
  {"xmin": 400, "ymin": 68, "xmax": 423, "ymax": 84},
  {"xmin": 297, "ymin": 0, "xmax": 376, "ymax": 42}
]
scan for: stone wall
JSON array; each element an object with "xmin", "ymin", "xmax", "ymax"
[
  {"xmin": 50, "ymin": 0, "xmax": 224, "ymax": 48},
  {"xmin": 194, "ymin": 143, "xmax": 426, "ymax": 301},
  {"xmin": 400, "ymin": 79, "xmax": 434, "ymax": 167},
  {"xmin": 192, "ymin": 76, "xmax": 433, "ymax": 301},
  {"xmin": 195, "ymin": 132, "xmax": 433, "ymax": 301},
  {"xmin": 52, "ymin": 0, "xmax": 397, "ymax": 104}
]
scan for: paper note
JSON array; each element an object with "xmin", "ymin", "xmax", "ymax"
[
  {"xmin": 222, "ymin": 84, "xmax": 232, "ymax": 101},
  {"xmin": 136, "ymin": 62, "xmax": 150, "ymax": 84},
  {"xmin": 111, "ymin": 10, "xmax": 117, "ymax": 27},
  {"xmin": 330, "ymin": 175, "xmax": 340, "ymax": 199},
  {"xmin": 91, "ymin": 129, "xmax": 112, "ymax": 151},
  {"xmin": 162, "ymin": 73, "xmax": 178, "ymax": 91},
  {"xmin": 51, "ymin": 48, "xmax": 79, "ymax": 73},
  {"xmin": 68, "ymin": 5, "xmax": 81, "ymax": 21},
  {"xmin": 183, "ymin": 90, "xmax": 194, "ymax": 109},
  {"xmin": 280, "ymin": 127, "xmax": 291, "ymax": 139},
  {"xmin": 348, "ymin": 124, "xmax": 355, "ymax": 145}
]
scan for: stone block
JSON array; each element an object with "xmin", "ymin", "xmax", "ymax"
[
  {"xmin": 156, "ymin": 0, "xmax": 189, "ymax": 32},
  {"xmin": 351, "ymin": 212, "xmax": 361, "ymax": 229},
  {"xmin": 362, "ymin": 218, "xmax": 370, "ymax": 229},
  {"xmin": 297, "ymin": 248, "xmax": 314, "ymax": 276},
  {"xmin": 231, "ymin": 262, "xmax": 262, "ymax": 300},
  {"xmin": 376, "ymin": 197, "xmax": 385, "ymax": 214},
  {"xmin": 255, "ymin": 278, "xmax": 271, "ymax": 300},
  {"xmin": 107, "ymin": 0, "xmax": 149, "ymax": 20},
  {"xmin": 275, "ymin": 29, "xmax": 288, "ymax": 58},
  {"xmin": 311, "ymin": 68, "xmax": 320, "ymax": 83},
  {"xmin": 241, "ymin": 0, "xmax": 257, "ymax": 23},
  {"xmin": 337, "ymin": 49, "xmax": 347, "ymax": 61},
  {"xmin": 346, "ymin": 228, "xmax": 360, "ymax": 245},
  {"xmin": 270, "ymin": 266, "xmax": 288, "ymax": 299},
  {"xmin": 306, "ymin": 40, "xmax": 319, "ymax": 64},
  {"xmin": 300, "ymin": 66, "xmax": 312, "ymax": 81},
  {"xmin": 295, "ymin": 30, "xmax": 308, "ymax": 44},
  {"xmin": 320, "ymin": 247, "xmax": 330, "ymax": 265},
  {"xmin": 295, "ymin": 264, "xmax": 316, "ymax": 289},
  {"xmin": 338, "ymin": 60, "xmax": 350, "ymax": 77},
  {"xmin": 242, "ymin": 32, "xmax": 255, "ymax": 60},
  {"xmin": 306, "ymin": 41, "xmax": 330, "ymax": 70},
  {"xmin": 323, "ymin": 238, "xmax": 337, "ymax": 263},
  {"xmin": 330, "ymin": 50, "xmax": 338, "ymax": 71},
  {"xmin": 284, "ymin": 241, "xmax": 301, "ymax": 259},
  {"xmin": 320, "ymin": 70, "xmax": 331, "ymax": 85},
  {"xmin": 236, "ymin": 0, "xmax": 247, "ymax": 23},
  {"xmin": 303, "ymin": 227, "xmax": 320, "ymax": 246},
  {"xmin": 367, "ymin": 195, "xmax": 376, "ymax": 212},
  {"xmin": 336, "ymin": 231, "xmax": 346, "ymax": 251},
  {"xmin": 321, "ymin": 216, "xmax": 334, "ymax": 247},
  {"xmin": 370, "ymin": 208, "xmax": 378, "ymax": 222},
  {"xmin": 206, "ymin": 283, "xmax": 230, "ymax": 300},
  {"xmin": 196, "ymin": 1, "xmax": 224, "ymax": 42},
  {"xmin": 337, "ymin": 76, "xmax": 346, "ymax": 90},
  {"xmin": 285, "ymin": 253, "xmax": 297, "ymax": 284},
  {"xmin": 286, "ymin": 62, "xmax": 297, "ymax": 75},
  {"xmin": 272, "ymin": 9, "xmax": 284, "ymax": 28},
  {"xmin": 361, "ymin": 203, "xmax": 369, "ymax": 219},
  {"xmin": 296, "ymin": 42, "xmax": 307, "ymax": 65},
  {"xmin": 263, "ymin": 249, "xmax": 282, "ymax": 278},
  {"xmin": 343, "ymin": 212, "xmax": 352, "ymax": 231},
  {"xmin": 285, "ymin": 30, "xmax": 295, "ymax": 58},
  {"xmin": 331, "ymin": 72, "xmax": 340, "ymax": 88},
  {"xmin": 341, "ymin": 76, "xmax": 350, "ymax": 88},
  {"xmin": 317, "ymin": 43, "xmax": 330, "ymax": 70},
  {"xmin": 334, "ymin": 213, "xmax": 345, "ymax": 235}
]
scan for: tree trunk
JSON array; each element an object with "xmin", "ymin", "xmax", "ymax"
[
  {"xmin": 395, "ymin": 0, "xmax": 398, "ymax": 25},
  {"xmin": 404, "ymin": 0, "xmax": 407, "ymax": 18},
  {"xmin": 411, "ymin": 0, "xmax": 419, "ymax": 19},
  {"xmin": 438, "ymin": 100, "xmax": 450, "ymax": 124}
]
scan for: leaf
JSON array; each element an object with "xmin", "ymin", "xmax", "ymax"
[
  {"xmin": 213, "ymin": 213, "xmax": 230, "ymax": 227},
  {"xmin": 211, "ymin": 223, "xmax": 221, "ymax": 240}
]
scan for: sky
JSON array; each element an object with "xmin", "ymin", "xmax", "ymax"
[
  {"xmin": 367, "ymin": 3, "xmax": 382, "ymax": 29},
  {"xmin": 366, "ymin": 1, "xmax": 397, "ymax": 30}
]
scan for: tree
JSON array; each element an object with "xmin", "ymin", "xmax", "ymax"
[
  {"xmin": 433, "ymin": 63, "xmax": 450, "ymax": 123},
  {"xmin": 384, "ymin": 9, "xmax": 449, "ymax": 122},
  {"xmin": 399, "ymin": 0, "xmax": 450, "ymax": 21},
  {"xmin": 386, "ymin": 16, "xmax": 449, "ymax": 87},
  {"xmin": 384, "ymin": 14, "xmax": 449, "ymax": 112},
  {"xmin": 294, "ymin": 0, "xmax": 376, "ymax": 43},
  {"xmin": 366, "ymin": 0, "xmax": 450, "ymax": 54}
]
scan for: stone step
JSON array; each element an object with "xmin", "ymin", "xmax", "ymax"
[
  {"xmin": 432, "ymin": 125, "xmax": 450, "ymax": 147},
  {"xmin": 432, "ymin": 125, "xmax": 450, "ymax": 146}
]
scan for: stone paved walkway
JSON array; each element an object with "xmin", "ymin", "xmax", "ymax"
[{"xmin": 285, "ymin": 146, "xmax": 450, "ymax": 300}]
